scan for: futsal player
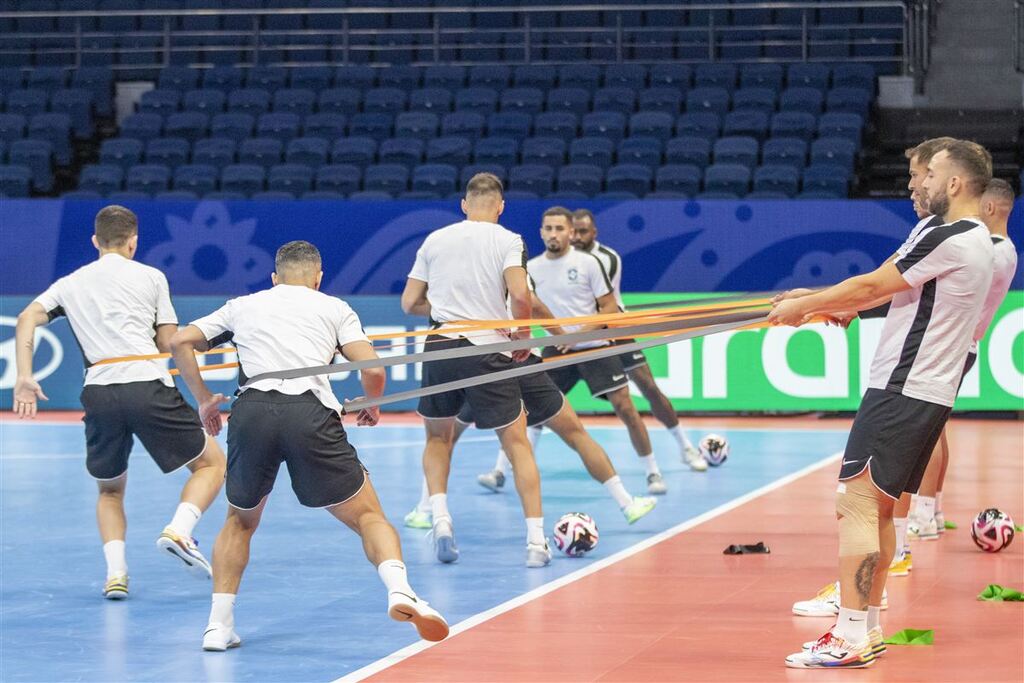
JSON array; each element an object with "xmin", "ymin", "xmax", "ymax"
[
  {"xmin": 772, "ymin": 140, "xmax": 994, "ymax": 669},
  {"xmin": 400, "ymin": 172, "xmax": 550, "ymax": 568},
  {"xmin": 528, "ymin": 207, "xmax": 667, "ymax": 495},
  {"xmin": 12, "ymin": 205, "xmax": 226, "ymax": 600},
  {"xmin": 171, "ymin": 240, "xmax": 448, "ymax": 651}
]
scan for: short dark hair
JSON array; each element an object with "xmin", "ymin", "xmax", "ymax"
[
  {"xmin": 542, "ymin": 206, "xmax": 574, "ymax": 222},
  {"xmin": 465, "ymin": 172, "xmax": 503, "ymax": 198},
  {"xmin": 939, "ymin": 139, "xmax": 993, "ymax": 197},
  {"xmin": 572, "ymin": 208, "xmax": 596, "ymax": 223},
  {"xmin": 904, "ymin": 136, "xmax": 957, "ymax": 165},
  {"xmin": 275, "ymin": 240, "xmax": 322, "ymax": 272},
  {"xmin": 983, "ymin": 177, "xmax": 1016, "ymax": 203},
  {"xmin": 94, "ymin": 205, "xmax": 138, "ymax": 248}
]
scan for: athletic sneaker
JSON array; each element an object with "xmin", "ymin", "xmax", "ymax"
[
  {"xmin": 477, "ymin": 469, "xmax": 506, "ymax": 493},
  {"xmin": 387, "ymin": 591, "xmax": 450, "ymax": 642},
  {"xmin": 792, "ymin": 582, "xmax": 888, "ymax": 617},
  {"xmin": 935, "ymin": 510, "xmax": 946, "ymax": 533},
  {"xmin": 646, "ymin": 472, "xmax": 667, "ymax": 495},
  {"xmin": 907, "ymin": 516, "xmax": 940, "ymax": 541},
  {"xmin": 622, "ymin": 496, "xmax": 657, "ymax": 524},
  {"xmin": 202, "ymin": 623, "xmax": 241, "ymax": 651},
  {"xmin": 785, "ymin": 631, "xmax": 875, "ymax": 669},
  {"xmin": 888, "ymin": 549, "xmax": 913, "ymax": 577},
  {"xmin": 103, "ymin": 573, "xmax": 129, "ymax": 600},
  {"xmin": 403, "ymin": 508, "xmax": 432, "ymax": 529},
  {"xmin": 157, "ymin": 527, "xmax": 212, "ymax": 578},
  {"xmin": 431, "ymin": 518, "xmax": 459, "ymax": 564},
  {"xmin": 803, "ymin": 626, "xmax": 885, "ymax": 657},
  {"xmin": 526, "ymin": 540, "xmax": 551, "ymax": 568},
  {"xmin": 683, "ymin": 445, "xmax": 708, "ymax": 472}
]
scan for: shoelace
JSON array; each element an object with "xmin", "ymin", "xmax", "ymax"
[{"xmin": 810, "ymin": 631, "xmax": 837, "ymax": 653}]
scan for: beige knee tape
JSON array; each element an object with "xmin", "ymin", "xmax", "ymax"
[{"xmin": 836, "ymin": 477, "xmax": 880, "ymax": 556}]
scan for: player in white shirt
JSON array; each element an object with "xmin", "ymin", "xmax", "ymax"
[
  {"xmin": 571, "ymin": 208, "xmax": 708, "ymax": 472},
  {"xmin": 12, "ymin": 205, "xmax": 226, "ymax": 600},
  {"xmin": 401, "ymin": 173, "xmax": 550, "ymax": 568},
  {"xmin": 171, "ymin": 241, "xmax": 448, "ymax": 651},
  {"xmin": 529, "ymin": 207, "xmax": 666, "ymax": 495},
  {"xmin": 772, "ymin": 140, "xmax": 994, "ymax": 670}
]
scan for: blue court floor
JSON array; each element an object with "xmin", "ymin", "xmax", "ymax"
[{"xmin": 0, "ymin": 420, "xmax": 847, "ymax": 682}]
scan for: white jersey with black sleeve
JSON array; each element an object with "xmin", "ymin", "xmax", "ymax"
[
  {"xmin": 407, "ymin": 219, "xmax": 527, "ymax": 346},
  {"xmin": 189, "ymin": 284, "xmax": 369, "ymax": 413},
  {"xmin": 527, "ymin": 249, "xmax": 614, "ymax": 350},
  {"xmin": 582, "ymin": 240, "xmax": 625, "ymax": 310},
  {"xmin": 970, "ymin": 235, "xmax": 1018, "ymax": 351},
  {"xmin": 867, "ymin": 218, "xmax": 994, "ymax": 407},
  {"xmin": 33, "ymin": 253, "xmax": 177, "ymax": 387}
]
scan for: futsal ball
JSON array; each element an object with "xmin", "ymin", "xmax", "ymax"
[
  {"xmin": 553, "ymin": 512, "xmax": 599, "ymax": 557},
  {"xmin": 699, "ymin": 433, "xmax": 730, "ymax": 467},
  {"xmin": 970, "ymin": 508, "xmax": 1015, "ymax": 553}
]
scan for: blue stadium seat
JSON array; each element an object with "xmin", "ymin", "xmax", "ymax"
[
  {"xmin": 364, "ymin": 164, "xmax": 410, "ymax": 194},
  {"xmin": 239, "ymin": 138, "xmax": 283, "ymax": 167},
  {"xmin": 719, "ymin": 29, "xmax": 764, "ymax": 61},
  {"xmin": 557, "ymin": 164, "xmax": 603, "ymax": 196},
  {"xmin": 514, "ymin": 65, "xmax": 557, "ymax": 90},
  {"xmin": 268, "ymin": 164, "xmax": 314, "ymax": 195},
  {"xmin": 770, "ymin": 111, "xmax": 817, "ymax": 141},
  {"xmin": 120, "ymin": 113, "xmax": 163, "ymax": 143},
  {"xmin": 802, "ymin": 164, "xmax": 849, "ymax": 196},
  {"xmin": 686, "ymin": 87, "xmax": 730, "ymax": 116},
  {"xmin": 787, "ymin": 63, "xmax": 831, "ymax": 90},
  {"xmin": 534, "ymin": 112, "xmax": 579, "ymax": 143},
  {"xmin": 455, "ymin": 88, "xmax": 499, "ymax": 115},
  {"xmin": 220, "ymin": 164, "xmax": 266, "ymax": 196},
  {"xmin": 62, "ymin": 190, "xmax": 104, "ymax": 199},
  {"xmin": 256, "ymin": 112, "xmax": 301, "ymax": 142},
  {"xmin": 559, "ymin": 65, "xmax": 602, "ymax": 90},
  {"xmin": 488, "ymin": 112, "xmax": 532, "ymax": 139},
  {"xmin": 500, "ymin": 88, "xmax": 545, "ymax": 116},
  {"xmin": 722, "ymin": 111, "xmax": 769, "ymax": 141},
  {"xmin": 604, "ymin": 64, "xmax": 647, "ymax": 90},
  {"xmin": 379, "ymin": 138, "xmax": 424, "ymax": 167},
  {"xmin": 441, "ymin": 112, "xmax": 486, "ymax": 139},
  {"xmin": 629, "ymin": 112, "xmax": 674, "ymax": 142},
  {"xmin": 286, "ymin": 137, "xmax": 329, "ymax": 167},
  {"xmin": 165, "ymin": 112, "xmax": 209, "ymax": 143},
  {"xmin": 203, "ymin": 67, "xmax": 245, "ymax": 92},
  {"xmin": 0, "ymin": 69, "xmax": 25, "ymax": 96},
  {"xmin": 569, "ymin": 138, "xmax": 614, "ymax": 168},
  {"xmin": 378, "ymin": 66, "xmax": 422, "ymax": 90},
  {"xmin": 29, "ymin": 113, "xmax": 71, "ymax": 165},
  {"xmin": 593, "ymin": 87, "xmax": 636, "ymax": 115},
  {"xmin": 628, "ymin": 30, "xmax": 674, "ymax": 61},
  {"xmin": 423, "ymin": 66, "xmax": 467, "ymax": 90},
  {"xmin": 333, "ymin": 66, "xmax": 377, "ymax": 90},
  {"xmin": 107, "ymin": 190, "xmax": 151, "ymax": 201},
  {"xmin": 348, "ymin": 113, "xmax": 394, "ymax": 141},
  {"xmin": 316, "ymin": 165, "xmax": 362, "ymax": 195},
  {"xmin": 9, "ymin": 139, "xmax": 53, "ymax": 192},
  {"xmin": 809, "ymin": 28, "xmax": 851, "ymax": 59},
  {"xmin": 638, "ymin": 88, "xmax": 683, "ymax": 115},
  {"xmin": 606, "ymin": 164, "xmax": 652, "ymax": 196},
  {"xmin": 753, "ymin": 165, "xmax": 800, "ymax": 196},
  {"xmin": 811, "ymin": 137, "xmax": 857, "ymax": 169},
  {"xmin": 817, "ymin": 112, "xmax": 863, "ymax": 143},
  {"xmin": 158, "ymin": 67, "xmax": 199, "ymax": 92},
  {"xmin": 210, "ymin": 113, "xmax": 255, "ymax": 142},
  {"xmin": 665, "ymin": 137, "xmax": 712, "ymax": 168},
  {"xmin": 0, "ymin": 165, "xmax": 32, "ymax": 197},
  {"xmin": 460, "ymin": 164, "xmax": 507, "ymax": 186},
  {"xmin": 547, "ymin": 88, "xmax": 591, "ymax": 117},
  {"xmin": 694, "ymin": 63, "xmax": 738, "ymax": 91},
  {"xmin": 246, "ymin": 67, "xmax": 288, "ymax": 92},
  {"xmin": 0, "ymin": 114, "xmax": 27, "ymax": 145},
  {"xmin": 409, "ymin": 88, "xmax": 453, "ymax": 114},
  {"xmin": 28, "ymin": 67, "xmax": 68, "ymax": 91},
  {"xmin": 98, "ymin": 0, "xmax": 138, "ymax": 32},
  {"xmin": 474, "ymin": 138, "xmax": 518, "ymax": 167},
  {"xmin": 192, "ymin": 138, "xmax": 236, "ymax": 169},
  {"xmin": 183, "ymin": 89, "xmax": 226, "ymax": 114},
  {"xmin": 202, "ymin": 191, "xmax": 246, "ymax": 200},
  {"xmin": 348, "ymin": 191, "xmax": 392, "ymax": 200},
  {"xmin": 139, "ymin": 90, "xmax": 181, "ymax": 117},
  {"xmin": 713, "ymin": 136, "xmax": 759, "ymax": 167},
  {"xmin": 319, "ymin": 88, "xmax": 362, "ymax": 116},
  {"xmin": 290, "ymin": 67, "xmax": 333, "ymax": 92},
  {"xmin": 72, "ymin": 67, "xmax": 114, "ymax": 117},
  {"xmin": 7, "ymin": 90, "xmax": 48, "ymax": 119},
  {"xmin": 704, "ymin": 164, "xmax": 751, "ymax": 195},
  {"xmin": 655, "ymin": 164, "xmax": 702, "ymax": 196},
  {"xmin": 99, "ymin": 138, "xmax": 144, "ymax": 171},
  {"xmin": 740, "ymin": 64, "xmax": 784, "ymax": 90},
  {"xmin": 521, "ymin": 137, "xmax": 566, "ymax": 167},
  {"xmin": 145, "ymin": 137, "xmax": 189, "ymax": 168},
  {"xmin": 509, "ymin": 165, "xmax": 555, "ymax": 195},
  {"xmin": 827, "ymin": 87, "xmax": 872, "ymax": 118},
  {"xmin": 617, "ymin": 137, "xmax": 662, "ymax": 168},
  {"xmin": 582, "ymin": 111, "xmax": 627, "ymax": 143},
  {"xmin": 395, "ymin": 112, "xmax": 440, "ymax": 141},
  {"xmin": 155, "ymin": 190, "xmax": 199, "ymax": 200},
  {"xmin": 649, "ymin": 63, "xmax": 692, "ymax": 88},
  {"xmin": 732, "ymin": 87, "xmax": 776, "ymax": 114},
  {"xmin": 833, "ymin": 64, "xmax": 876, "ymax": 92},
  {"xmin": 332, "ymin": 137, "xmax": 377, "ymax": 166},
  {"xmin": 172, "ymin": 164, "xmax": 218, "ymax": 194},
  {"xmin": 468, "ymin": 65, "xmax": 511, "ymax": 89},
  {"xmin": 762, "ymin": 137, "xmax": 808, "ymax": 169},
  {"xmin": 412, "ymin": 163, "xmax": 458, "ymax": 194},
  {"xmin": 228, "ymin": 89, "xmax": 271, "ymax": 116},
  {"xmin": 675, "ymin": 112, "xmax": 721, "ymax": 141},
  {"xmin": 125, "ymin": 164, "xmax": 171, "ymax": 194},
  {"xmin": 273, "ymin": 89, "xmax": 316, "ymax": 117},
  {"xmin": 364, "ymin": 88, "xmax": 408, "ymax": 116},
  {"xmin": 426, "ymin": 137, "xmax": 472, "ymax": 167},
  {"xmin": 50, "ymin": 89, "xmax": 93, "ymax": 139},
  {"xmin": 303, "ymin": 113, "xmax": 346, "ymax": 140}
]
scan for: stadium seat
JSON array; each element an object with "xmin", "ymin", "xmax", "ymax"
[
  {"xmin": 333, "ymin": 65, "xmax": 377, "ymax": 90},
  {"xmin": 442, "ymin": 112, "xmax": 486, "ymax": 139},
  {"xmin": 770, "ymin": 111, "xmax": 817, "ymax": 141},
  {"xmin": 655, "ymin": 164, "xmax": 701, "ymax": 196},
  {"xmin": 501, "ymin": 88, "xmax": 545, "ymax": 115},
  {"xmin": 675, "ymin": 112, "xmax": 721, "ymax": 141},
  {"xmin": 488, "ymin": 112, "xmax": 532, "ymax": 139},
  {"xmin": 522, "ymin": 137, "xmax": 566, "ymax": 167},
  {"xmin": 50, "ymin": 89, "xmax": 93, "ymax": 139},
  {"xmin": 139, "ymin": 90, "xmax": 181, "ymax": 117},
  {"xmin": 29, "ymin": 113, "xmax": 72, "ymax": 165},
  {"xmin": 303, "ymin": 113, "xmax": 347, "ymax": 140},
  {"xmin": 379, "ymin": 138, "xmax": 425, "ymax": 167},
  {"xmin": 557, "ymin": 164, "xmax": 603, "ymax": 196},
  {"xmin": 202, "ymin": 67, "xmax": 245, "ymax": 92},
  {"xmin": 455, "ymin": 88, "xmax": 499, "ymax": 116},
  {"xmin": 534, "ymin": 112, "xmax": 579, "ymax": 143},
  {"xmin": 256, "ymin": 112, "xmax": 301, "ymax": 142},
  {"xmin": 395, "ymin": 112, "xmax": 440, "ymax": 141},
  {"xmin": 704, "ymin": 164, "xmax": 751, "ymax": 195},
  {"xmin": 286, "ymin": 137, "xmax": 330, "ymax": 167},
  {"xmin": 183, "ymin": 89, "xmax": 227, "ymax": 114},
  {"xmin": 809, "ymin": 28, "xmax": 851, "ymax": 59},
  {"xmin": 348, "ymin": 113, "xmax": 394, "ymax": 141},
  {"xmin": 332, "ymin": 137, "xmax": 377, "ymax": 166},
  {"xmin": 713, "ymin": 137, "xmax": 759, "ymax": 167},
  {"xmin": 145, "ymin": 138, "xmax": 189, "ymax": 168},
  {"xmin": 290, "ymin": 67, "xmax": 333, "ymax": 92},
  {"xmin": 220, "ymin": 164, "xmax": 265, "ymax": 196},
  {"xmin": 593, "ymin": 87, "xmax": 637, "ymax": 115},
  {"xmin": 412, "ymin": 163, "xmax": 458, "ymax": 194},
  {"xmin": 818, "ymin": 112, "xmax": 864, "ymax": 143},
  {"xmin": 787, "ymin": 63, "xmax": 831, "ymax": 90},
  {"xmin": 239, "ymin": 138, "xmax": 284, "ymax": 167},
  {"xmin": 319, "ymin": 88, "xmax": 362, "ymax": 116},
  {"xmin": 569, "ymin": 137, "xmax": 615, "ymax": 168},
  {"xmin": 273, "ymin": 89, "xmax": 316, "ymax": 117},
  {"xmin": 423, "ymin": 65, "xmax": 467, "ymax": 90},
  {"xmin": 378, "ymin": 66, "xmax": 422, "ymax": 90},
  {"xmin": 833, "ymin": 64, "xmax": 876, "ymax": 92},
  {"xmin": 28, "ymin": 66, "xmax": 67, "ymax": 91},
  {"xmin": 559, "ymin": 65, "xmax": 602, "ymax": 90},
  {"xmin": 740, "ymin": 64, "xmax": 784, "ymax": 90},
  {"xmin": 604, "ymin": 64, "xmax": 647, "ymax": 90},
  {"xmin": 762, "ymin": 137, "xmax": 808, "ymax": 169},
  {"xmin": 9, "ymin": 139, "xmax": 54, "ymax": 192},
  {"xmin": 169, "ymin": 163, "xmax": 217, "ymax": 194},
  {"xmin": 192, "ymin": 138, "xmax": 236, "ymax": 169},
  {"xmin": 158, "ymin": 67, "xmax": 199, "ymax": 91},
  {"xmin": 72, "ymin": 67, "xmax": 115, "ymax": 117},
  {"xmin": 0, "ymin": 114, "xmax": 27, "ymax": 145},
  {"xmin": 201, "ymin": 191, "xmax": 246, "ymax": 200},
  {"xmin": 364, "ymin": 88, "xmax": 408, "ymax": 115},
  {"xmin": 694, "ymin": 63, "xmax": 738, "ymax": 91},
  {"xmin": 164, "ymin": 112, "xmax": 209, "ymax": 144},
  {"xmin": 474, "ymin": 138, "xmax": 519, "ymax": 167},
  {"xmin": 665, "ymin": 137, "xmax": 712, "ymax": 168},
  {"xmin": 811, "ymin": 137, "xmax": 857, "ymax": 169},
  {"xmin": 426, "ymin": 137, "xmax": 472, "ymax": 167},
  {"xmin": 125, "ymin": 164, "xmax": 171, "ymax": 194},
  {"xmin": 827, "ymin": 87, "xmax": 872, "ymax": 118},
  {"xmin": 686, "ymin": 87, "xmax": 730, "ymax": 116},
  {"xmin": 649, "ymin": 64, "xmax": 692, "ymax": 88},
  {"xmin": 228, "ymin": 89, "xmax": 271, "ymax": 116},
  {"xmin": 155, "ymin": 190, "xmax": 198, "ymax": 200},
  {"xmin": 468, "ymin": 65, "xmax": 511, "ymax": 90},
  {"xmin": 100, "ymin": 138, "xmax": 145, "ymax": 171},
  {"xmin": 617, "ymin": 137, "xmax": 662, "ymax": 168},
  {"xmin": 0, "ymin": 165, "xmax": 32, "ymax": 197},
  {"xmin": 606, "ymin": 164, "xmax": 652, "ymax": 196},
  {"xmin": 364, "ymin": 164, "xmax": 410, "ymax": 194},
  {"xmin": 210, "ymin": 113, "xmax": 255, "ymax": 142},
  {"xmin": 511, "ymin": 65, "xmax": 556, "ymax": 90},
  {"xmin": 316, "ymin": 165, "xmax": 362, "ymax": 195},
  {"xmin": 246, "ymin": 67, "xmax": 288, "ymax": 92},
  {"xmin": 802, "ymin": 164, "xmax": 849, "ymax": 196},
  {"xmin": 753, "ymin": 165, "xmax": 800, "ymax": 196},
  {"xmin": 7, "ymin": 90, "xmax": 48, "ymax": 119},
  {"xmin": 509, "ymin": 165, "xmax": 555, "ymax": 195},
  {"xmin": 62, "ymin": 191, "xmax": 104, "ymax": 199},
  {"xmin": 628, "ymin": 112, "xmax": 674, "ymax": 143},
  {"xmin": 268, "ymin": 164, "xmax": 314, "ymax": 195},
  {"xmin": 722, "ymin": 111, "xmax": 769, "ymax": 141},
  {"xmin": 732, "ymin": 87, "xmax": 776, "ymax": 114},
  {"xmin": 582, "ymin": 112, "xmax": 627, "ymax": 143},
  {"xmin": 409, "ymin": 88, "xmax": 453, "ymax": 114},
  {"xmin": 638, "ymin": 88, "xmax": 683, "ymax": 115},
  {"xmin": 780, "ymin": 88, "xmax": 824, "ymax": 115},
  {"xmin": 543, "ymin": 88, "xmax": 587, "ymax": 117}
]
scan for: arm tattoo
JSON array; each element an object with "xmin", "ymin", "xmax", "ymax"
[{"xmin": 854, "ymin": 552, "xmax": 880, "ymax": 606}]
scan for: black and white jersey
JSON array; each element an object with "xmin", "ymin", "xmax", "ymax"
[
  {"xmin": 527, "ymin": 249, "xmax": 613, "ymax": 350},
  {"xmin": 971, "ymin": 235, "xmax": 1018, "ymax": 351},
  {"xmin": 190, "ymin": 284, "xmax": 369, "ymax": 413},
  {"xmin": 34, "ymin": 253, "xmax": 177, "ymax": 387},
  {"xmin": 581, "ymin": 240, "xmax": 625, "ymax": 310},
  {"xmin": 868, "ymin": 218, "xmax": 994, "ymax": 407},
  {"xmin": 408, "ymin": 219, "xmax": 527, "ymax": 346},
  {"xmin": 895, "ymin": 215, "xmax": 944, "ymax": 258}
]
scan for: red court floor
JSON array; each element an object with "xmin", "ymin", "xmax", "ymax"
[{"xmin": 369, "ymin": 418, "xmax": 1024, "ymax": 682}]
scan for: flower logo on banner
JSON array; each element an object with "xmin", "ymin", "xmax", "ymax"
[
  {"xmin": 144, "ymin": 202, "xmax": 273, "ymax": 294},
  {"xmin": 774, "ymin": 250, "xmax": 877, "ymax": 290}
]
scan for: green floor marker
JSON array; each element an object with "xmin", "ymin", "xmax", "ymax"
[
  {"xmin": 1014, "ymin": 524, "xmax": 1023, "ymax": 533},
  {"xmin": 944, "ymin": 520, "xmax": 958, "ymax": 529},
  {"xmin": 884, "ymin": 629, "xmax": 934, "ymax": 645},
  {"xmin": 978, "ymin": 584, "xmax": 1024, "ymax": 602}
]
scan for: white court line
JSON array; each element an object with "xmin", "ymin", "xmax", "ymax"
[{"xmin": 333, "ymin": 449, "xmax": 844, "ymax": 683}]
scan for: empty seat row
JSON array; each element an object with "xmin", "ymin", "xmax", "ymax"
[
  {"xmin": 1, "ymin": 89, "xmax": 95, "ymax": 137},
  {"xmin": 0, "ymin": 113, "xmax": 71, "ymax": 163},
  {"xmin": 0, "ymin": 66, "xmax": 113, "ymax": 116},
  {"xmin": 0, "ymin": 138, "xmax": 54, "ymax": 191}
]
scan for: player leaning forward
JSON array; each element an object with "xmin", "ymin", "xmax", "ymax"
[
  {"xmin": 13, "ymin": 205, "xmax": 226, "ymax": 599},
  {"xmin": 769, "ymin": 140, "xmax": 994, "ymax": 669},
  {"xmin": 171, "ymin": 240, "xmax": 448, "ymax": 651}
]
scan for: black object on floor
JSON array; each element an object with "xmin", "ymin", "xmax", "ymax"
[{"xmin": 723, "ymin": 542, "xmax": 770, "ymax": 555}]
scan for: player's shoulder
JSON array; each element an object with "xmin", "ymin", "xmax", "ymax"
[{"xmin": 594, "ymin": 242, "xmax": 622, "ymax": 261}]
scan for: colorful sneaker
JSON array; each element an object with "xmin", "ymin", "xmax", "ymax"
[
  {"xmin": 646, "ymin": 472, "xmax": 667, "ymax": 495},
  {"xmin": 792, "ymin": 582, "xmax": 840, "ymax": 617},
  {"xmin": 888, "ymin": 549, "xmax": 913, "ymax": 577},
  {"xmin": 683, "ymin": 445, "xmax": 708, "ymax": 472},
  {"xmin": 803, "ymin": 626, "xmax": 885, "ymax": 657},
  {"xmin": 202, "ymin": 623, "xmax": 241, "ymax": 651},
  {"xmin": 430, "ymin": 518, "xmax": 459, "ymax": 564},
  {"xmin": 477, "ymin": 469, "xmax": 506, "ymax": 493},
  {"xmin": 622, "ymin": 496, "xmax": 657, "ymax": 524},
  {"xmin": 403, "ymin": 508, "xmax": 432, "ymax": 529},
  {"xmin": 387, "ymin": 591, "xmax": 450, "ymax": 642},
  {"xmin": 157, "ymin": 527, "xmax": 212, "ymax": 578},
  {"xmin": 526, "ymin": 540, "xmax": 551, "ymax": 568},
  {"xmin": 908, "ymin": 516, "xmax": 940, "ymax": 541},
  {"xmin": 785, "ymin": 631, "xmax": 875, "ymax": 669},
  {"xmin": 103, "ymin": 573, "xmax": 129, "ymax": 600}
]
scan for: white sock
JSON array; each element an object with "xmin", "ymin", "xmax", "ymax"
[
  {"xmin": 525, "ymin": 517, "xmax": 545, "ymax": 546},
  {"xmin": 639, "ymin": 454, "xmax": 660, "ymax": 476},
  {"xmin": 377, "ymin": 559, "xmax": 415, "ymax": 597},
  {"xmin": 835, "ymin": 607, "xmax": 868, "ymax": 643},
  {"xmin": 866, "ymin": 605, "xmax": 882, "ymax": 631},
  {"xmin": 429, "ymin": 493, "xmax": 450, "ymax": 523},
  {"xmin": 917, "ymin": 495, "xmax": 936, "ymax": 522},
  {"xmin": 494, "ymin": 448, "xmax": 511, "ymax": 475},
  {"xmin": 935, "ymin": 491, "xmax": 943, "ymax": 514},
  {"xmin": 209, "ymin": 592, "xmax": 236, "ymax": 628},
  {"xmin": 602, "ymin": 475, "xmax": 633, "ymax": 509},
  {"xmin": 416, "ymin": 478, "xmax": 431, "ymax": 514},
  {"xmin": 893, "ymin": 517, "xmax": 908, "ymax": 557},
  {"xmin": 103, "ymin": 539, "xmax": 127, "ymax": 579},
  {"xmin": 527, "ymin": 426, "xmax": 542, "ymax": 451},
  {"xmin": 667, "ymin": 425, "xmax": 695, "ymax": 451},
  {"xmin": 168, "ymin": 502, "xmax": 202, "ymax": 537}
]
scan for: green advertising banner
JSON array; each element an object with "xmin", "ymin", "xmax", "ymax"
[{"xmin": 566, "ymin": 291, "xmax": 1024, "ymax": 413}]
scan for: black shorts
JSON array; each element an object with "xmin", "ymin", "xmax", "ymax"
[
  {"xmin": 541, "ymin": 346, "xmax": 629, "ymax": 399},
  {"xmin": 226, "ymin": 390, "xmax": 367, "ymax": 509},
  {"xmin": 614, "ymin": 338, "xmax": 649, "ymax": 372},
  {"xmin": 417, "ymin": 335, "xmax": 524, "ymax": 430},
  {"xmin": 456, "ymin": 355, "xmax": 565, "ymax": 428},
  {"xmin": 80, "ymin": 380, "xmax": 207, "ymax": 480},
  {"xmin": 839, "ymin": 388, "xmax": 951, "ymax": 500}
]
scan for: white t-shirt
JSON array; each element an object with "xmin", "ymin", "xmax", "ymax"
[
  {"xmin": 970, "ymin": 235, "xmax": 1018, "ymax": 352},
  {"xmin": 34, "ymin": 253, "xmax": 177, "ymax": 387},
  {"xmin": 527, "ymin": 249, "xmax": 613, "ymax": 350},
  {"xmin": 868, "ymin": 218, "xmax": 994, "ymax": 406},
  {"xmin": 580, "ymin": 240, "xmax": 625, "ymax": 310},
  {"xmin": 408, "ymin": 219, "xmax": 527, "ymax": 346},
  {"xmin": 189, "ymin": 284, "xmax": 369, "ymax": 413}
]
